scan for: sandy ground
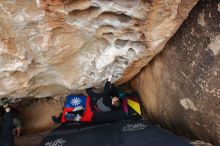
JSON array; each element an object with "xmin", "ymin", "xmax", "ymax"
[{"xmin": 15, "ymin": 132, "xmax": 48, "ymax": 146}]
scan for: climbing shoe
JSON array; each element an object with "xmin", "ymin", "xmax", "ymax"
[{"xmin": 52, "ymin": 116, "xmax": 60, "ymax": 124}]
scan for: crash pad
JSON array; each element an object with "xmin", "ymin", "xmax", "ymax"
[{"xmin": 40, "ymin": 120, "xmax": 192, "ymax": 146}]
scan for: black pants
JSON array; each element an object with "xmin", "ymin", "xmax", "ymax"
[
  {"xmin": 1, "ymin": 111, "xmax": 14, "ymax": 146},
  {"xmin": 86, "ymin": 82, "xmax": 125, "ymax": 122},
  {"xmin": 93, "ymin": 110, "xmax": 127, "ymax": 123}
]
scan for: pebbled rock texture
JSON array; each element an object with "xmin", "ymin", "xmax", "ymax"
[
  {"xmin": 0, "ymin": 0, "xmax": 197, "ymax": 98},
  {"xmin": 131, "ymin": 0, "xmax": 220, "ymax": 145}
]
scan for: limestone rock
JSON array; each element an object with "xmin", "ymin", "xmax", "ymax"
[
  {"xmin": 0, "ymin": 0, "xmax": 197, "ymax": 98},
  {"xmin": 191, "ymin": 141, "xmax": 214, "ymax": 146},
  {"xmin": 131, "ymin": 0, "xmax": 220, "ymax": 145}
]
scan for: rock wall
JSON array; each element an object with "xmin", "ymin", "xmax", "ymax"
[
  {"xmin": 0, "ymin": 0, "xmax": 197, "ymax": 98},
  {"xmin": 18, "ymin": 97, "xmax": 64, "ymax": 133},
  {"xmin": 131, "ymin": 0, "xmax": 220, "ymax": 145}
]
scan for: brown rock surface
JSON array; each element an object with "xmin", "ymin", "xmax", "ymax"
[
  {"xmin": 0, "ymin": 0, "xmax": 197, "ymax": 98},
  {"xmin": 131, "ymin": 0, "xmax": 220, "ymax": 145},
  {"xmin": 13, "ymin": 97, "xmax": 64, "ymax": 134}
]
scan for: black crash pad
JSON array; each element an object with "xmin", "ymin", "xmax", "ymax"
[{"xmin": 39, "ymin": 120, "xmax": 192, "ymax": 146}]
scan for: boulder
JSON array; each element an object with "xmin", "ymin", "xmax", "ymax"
[
  {"xmin": 0, "ymin": 0, "xmax": 197, "ymax": 98},
  {"xmin": 131, "ymin": 0, "xmax": 220, "ymax": 145}
]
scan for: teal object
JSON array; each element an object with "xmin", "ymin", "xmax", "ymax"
[{"xmin": 118, "ymin": 92, "xmax": 126, "ymax": 99}]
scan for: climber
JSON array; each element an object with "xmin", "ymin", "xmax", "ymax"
[
  {"xmin": 52, "ymin": 75, "xmax": 127, "ymax": 124},
  {"xmin": 0, "ymin": 98, "xmax": 16, "ymax": 146},
  {"xmin": 85, "ymin": 75, "xmax": 128, "ymax": 122},
  {"xmin": 86, "ymin": 74, "xmax": 120, "ymax": 113}
]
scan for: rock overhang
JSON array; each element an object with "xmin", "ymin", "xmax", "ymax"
[{"xmin": 0, "ymin": 0, "xmax": 198, "ymax": 98}]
